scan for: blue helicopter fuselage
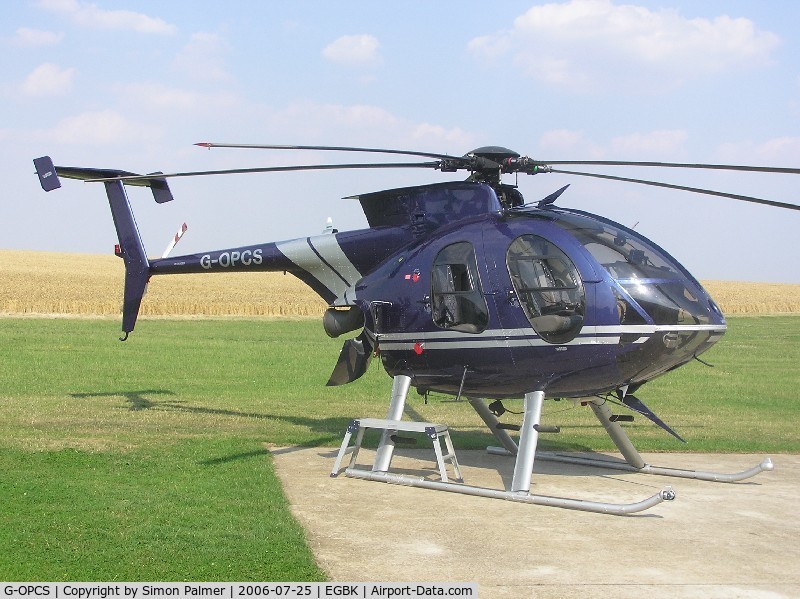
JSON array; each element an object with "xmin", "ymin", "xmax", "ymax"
[
  {"xmin": 151, "ymin": 180, "xmax": 726, "ymax": 400},
  {"xmin": 359, "ymin": 208, "xmax": 725, "ymax": 399}
]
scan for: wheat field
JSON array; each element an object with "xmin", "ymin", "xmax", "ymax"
[
  {"xmin": 0, "ymin": 250, "xmax": 326, "ymax": 318},
  {"xmin": 1, "ymin": 249, "xmax": 798, "ymax": 317}
]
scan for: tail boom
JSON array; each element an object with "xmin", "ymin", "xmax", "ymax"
[{"xmin": 34, "ymin": 155, "xmax": 413, "ymax": 337}]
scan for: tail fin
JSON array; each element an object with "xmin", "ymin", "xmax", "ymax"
[
  {"xmin": 104, "ymin": 179, "xmax": 150, "ymax": 340},
  {"xmin": 34, "ymin": 156, "xmax": 170, "ymax": 339}
]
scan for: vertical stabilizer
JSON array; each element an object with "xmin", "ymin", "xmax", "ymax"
[{"xmin": 104, "ymin": 180, "xmax": 150, "ymax": 339}]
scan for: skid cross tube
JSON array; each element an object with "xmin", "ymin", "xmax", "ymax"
[
  {"xmin": 589, "ymin": 397, "xmax": 647, "ymax": 468},
  {"xmin": 467, "ymin": 397, "xmax": 519, "ymax": 455}
]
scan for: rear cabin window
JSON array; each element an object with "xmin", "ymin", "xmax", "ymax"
[
  {"xmin": 506, "ymin": 235, "xmax": 585, "ymax": 343},
  {"xmin": 431, "ymin": 242, "xmax": 489, "ymax": 333}
]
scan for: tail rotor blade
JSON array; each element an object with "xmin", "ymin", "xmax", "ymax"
[{"xmin": 161, "ymin": 222, "xmax": 188, "ymax": 259}]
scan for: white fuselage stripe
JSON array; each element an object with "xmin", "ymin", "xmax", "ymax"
[
  {"xmin": 377, "ymin": 324, "xmax": 726, "ymax": 342},
  {"xmin": 379, "ymin": 337, "xmax": 622, "ymax": 350},
  {"xmin": 276, "ymin": 236, "xmax": 359, "ymax": 305},
  {"xmin": 376, "ymin": 323, "xmax": 726, "ymax": 350},
  {"xmin": 308, "ymin": 235, "xmax": 362, "ymax": 287}
]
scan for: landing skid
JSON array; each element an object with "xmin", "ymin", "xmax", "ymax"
[
  {"xmin": 345, "ymin": 468, "xmax": 675, "ymax": 515},
  {"xmin": 335, "ymin": 376, "xmax": 677, "ymax": 515},
  {"xmin": 474, "ymin": 396, "xmax": 773, "ymax": 483},
  {"xmin": 535, "ymin": 452, "xmax": 774, "ymax": 483}
]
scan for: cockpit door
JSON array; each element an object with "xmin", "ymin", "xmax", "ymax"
[
  {"xmin": 505, "ymin": 234, "xmax": 586, "ymax": 344},
  {"xmin": 481, "ymin": 219, "xmax": 599, "ymax": 393}
]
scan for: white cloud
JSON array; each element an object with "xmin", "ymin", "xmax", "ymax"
[
  {"xmin": 410, "ymin": 123, "xmax": 474, "ymax": 150},
  {"xmin": 538, "ymin": 129, "xmax": 604, "ymax": 158},
  {"xmin": 469, "ymin": 0, "xmax": 780, "ymax": 93},
  {"xmin": 10, "ymin": 27, "xmax": 64, "ymax": 47},
  {"xmin": 717, "ymin": 137, "xmax": 800, "ymax": 166},
  {"xmin": 263, "ymin": 101, "xmax": 475, "ymax": 151},
  {"xmin": 468, "ymin": 34, "xmax": 511, "ymax": 61},
  {"xmin": 268, "ymin": 102, "xmax": 399, "ymax": 140},
  {"xmin": 279, "ymin": 101, "xmax": 398, "ymax": 128},
  {"xmin": 37, "ymin": 0, "xmax": 176, "ymax": 34},
  {"xmin": 22, "ymin": 63, "xmax": 75, "ymax": 96},
  {"xmin": 538, "ymin": 128, "xmax": 687, "ymax": 159},
  {"xmin": 610, "ymin": 130, "xmax": 688, "ymax": 156},
  {"xmin": 115, "ymin": 82, "xmax": 238, "ymax": 112},
  {"xmin": 173, "ymin": 32, "xmax": 231, "ymax": 81},
  {"xmin": 50, "ymin": 110, "xmax": 160, "ymax": 144},
  {"xmin": 322, "ymin": 34, "xmax": 382, "ymax": 67}
]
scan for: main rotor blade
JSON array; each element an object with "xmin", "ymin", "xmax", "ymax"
[
  {"xmin": 85, "ymin": 161, "xmax": 441, "ymax": 183},
  {"xmin": 550, "ymin": 168, "xmax": 800, "ymax": 211},
  {"xmin": 195, "ymin": 142, "xmax": 460, "ymax": 161},
  {"xmin": 543, "ymin": 160, "xmax": 800, "ymax": 175}
]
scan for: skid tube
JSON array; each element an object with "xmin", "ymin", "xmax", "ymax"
[
  {"xmin": 345, "ymin": 468, "xmax": 675, "ymax": 515},
  {"xmin": 537, "ymin": 452, "xmax": 774, "ymax": 483}
]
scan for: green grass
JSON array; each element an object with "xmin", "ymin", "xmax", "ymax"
[
  {"xmin": 0, "ymin": 441, "xmax": 320, "ymax": 581},
  {"xmin": 0, "ymin": 315, "xmax": 798, "ymax": 579}
]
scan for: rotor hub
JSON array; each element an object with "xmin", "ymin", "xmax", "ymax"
[{"xmin": 466, "ymin": 146, "xmax": 521, "ymax": 162}]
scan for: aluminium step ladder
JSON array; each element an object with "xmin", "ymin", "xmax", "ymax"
[{"xmin": 330, "ymin": 418, "xmax": 463, "ymax": 483}]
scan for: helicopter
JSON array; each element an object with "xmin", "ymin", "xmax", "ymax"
[{"xmin": 33, "ymin": 144, "xmax": 799, "ymax": 514}]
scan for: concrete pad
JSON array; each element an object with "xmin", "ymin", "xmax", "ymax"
[{"xmin": 271, "ymin": 446, "xmax": 800, "ymax": 598}]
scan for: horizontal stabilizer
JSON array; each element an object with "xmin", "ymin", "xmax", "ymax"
[
  {"xmin": 32, "ymin": 157, "xmax": 174, "ymax": 203},
  {"xmin": 622, "ymin": 395, "xmax": 686, "ymax": 443},
  {"xmin": 33, "ymin": 156, "xmax": 61, "ymax": 191},
  {"xmin": 143, "ymin": 173, "xmax": 174, "ymax": 204}
]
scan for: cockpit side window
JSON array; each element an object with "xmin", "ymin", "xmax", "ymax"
[
  {"xmin": 506, "ymin": 235, "xmax": 585, "ymax": 343},
  {"xmin": 431, "ymin": 242, "xmax": 489, "ymax": 334}
]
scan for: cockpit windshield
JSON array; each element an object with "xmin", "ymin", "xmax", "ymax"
[{"xmin": 554, "ymin": 213, "xmax": 717, "ymax": 326}]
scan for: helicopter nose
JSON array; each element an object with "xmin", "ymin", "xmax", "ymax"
[{"xmin": 708, "ymin": 296, "xmax": 726, "ymax": 324}]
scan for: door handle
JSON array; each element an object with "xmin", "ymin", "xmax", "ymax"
[
  {"xmin": 506, "ymin": 289, "xmax": 519, "ymax": 306},
  {"xmin": 417, "ymin": 295, "xmax": 431, "ymax": 313}
]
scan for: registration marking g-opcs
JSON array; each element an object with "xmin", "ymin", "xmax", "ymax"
[{"xmin": 201, "ymin": 249, "xmax": 263, "ymax": 270}]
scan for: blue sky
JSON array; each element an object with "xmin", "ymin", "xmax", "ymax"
[{"xmin": 2, "ymin": 0, "xmax": 799, "ymax": 282}]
